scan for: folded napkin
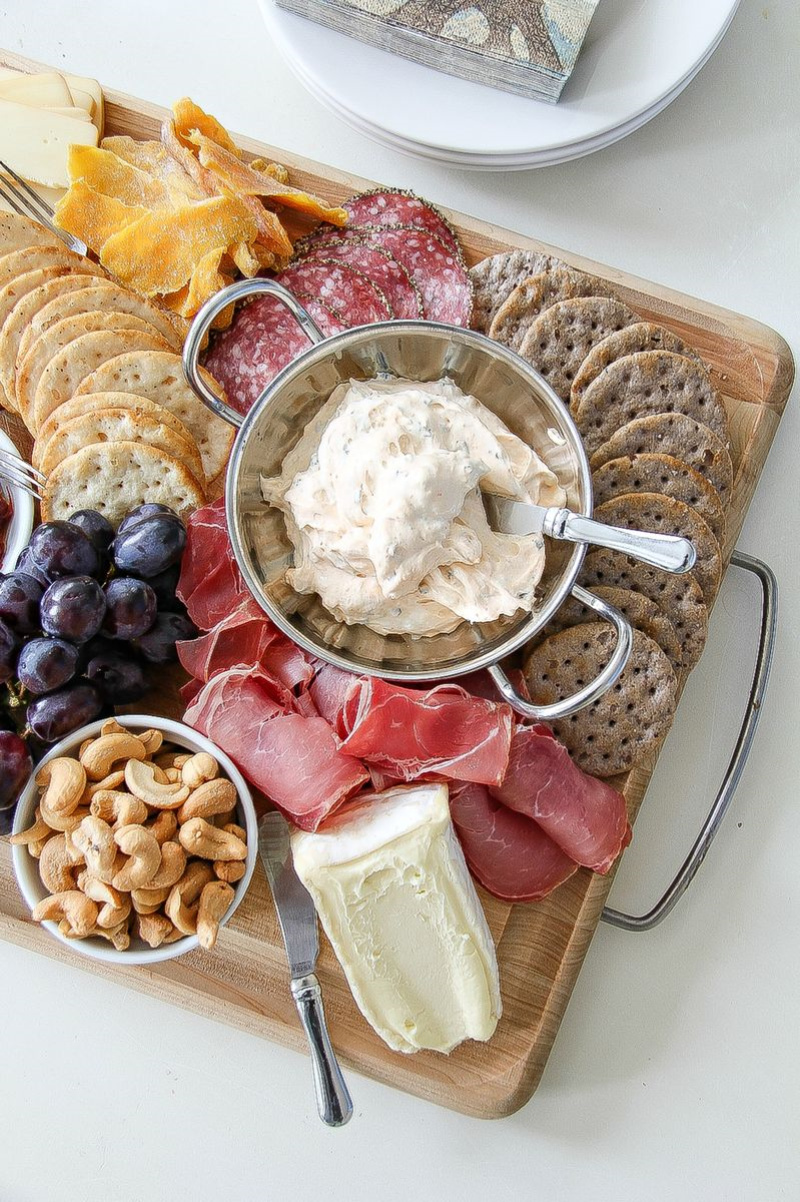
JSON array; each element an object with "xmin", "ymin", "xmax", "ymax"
[{"xmin": 275, "ymin": 0, "xmax": 600, "ymax": 102}]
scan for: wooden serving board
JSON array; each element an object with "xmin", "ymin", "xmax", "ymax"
[{"xmin": 0, "ymin": 50, "xmax": 794, "ymax": 1118}]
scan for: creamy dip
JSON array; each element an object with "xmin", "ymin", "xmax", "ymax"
[{"xmin": 262, "ymin": 377, "xmax": 566, "ymax": 637}]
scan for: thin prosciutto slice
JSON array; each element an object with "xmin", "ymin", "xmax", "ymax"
[
  {"xmin": 449, "ymin": 781, "xmax": 577, "ymax": 903},
  {"xmin": 177, "ymin": 600, "xmax": 313, "ymax": 692},
  {"xmin": 184, "ymin": 664, "xmax": 368, "ymax": 830},
  {"xmin": 490, "ymin": 724, "xmax": 630, "ymax": 874},
  {"xmin": 339, "ymin": 678, "xmax": 512, "ymax": 787},
  {"xmin": 177, "ymin": 498, "xmax": 253, "ymax": 630}
]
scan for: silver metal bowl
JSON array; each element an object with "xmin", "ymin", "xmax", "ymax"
[{"xmin": 183, "ymin": 278, "xmax": 632, "ymax": 720}]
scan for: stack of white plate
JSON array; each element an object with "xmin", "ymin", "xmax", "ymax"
[{"xmin": 260, "ymin": 0, "xmax": 740, "ymax": 171}]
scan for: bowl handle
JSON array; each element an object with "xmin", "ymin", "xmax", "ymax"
[
  {"xmin": 182, "ymin": 278, "xmax": 326, "ymax": 429},
  {"xmin": 487, "ymin": 585, "xmax": 633, "ymax": 721}
]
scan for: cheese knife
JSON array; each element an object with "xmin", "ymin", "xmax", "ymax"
[
  {"xmin": 258, "ymin": 811, "xmax": 353, "ymax": 1127},
  {"xmin": 482, "ymin": 493, "xmax": 696, "ymax": 574}
]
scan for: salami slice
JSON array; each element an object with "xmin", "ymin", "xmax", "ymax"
[
  {"xmin": 298, "ymin": 243, "xmax": 423, "ymax": 319},
  {"xmin": 297, "ymin": 295, "xmax": 348, "ymax": 337},
  {"xmin": 205, "ymin": 293, "xmax": 313, "ymax": 416},
  {"xmin": 344, "ymin": 189, "xmax": 461, "ymax": 257},
  {"xmin": 357, "ymin": 226, "xmax": 472, "ymax": 325},
  {"xmin": 277, "ymin": 259, "xmax": 391, "ymax": 326}
]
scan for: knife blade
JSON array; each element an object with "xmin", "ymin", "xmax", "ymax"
[{"xmin": 258, "ymin": 812, "xmax": 353, "ymax": 1127}]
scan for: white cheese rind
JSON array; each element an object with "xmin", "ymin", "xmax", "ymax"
[{"xmin": 291, "ymin": 784, "xmax": 502, "ymax": 1055}]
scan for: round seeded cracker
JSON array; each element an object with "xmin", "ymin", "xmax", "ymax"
[
  {"xmin": 34, "ymin": 391, "xmax": 197, "ymax": 470},
  {"xmin": 524, "ymin": 624, "xmax": 678, "ymax": 777},
  {"xmin": 469, "ymin": 250, "xmax": 556, "ymax": 333},
  {"xmin": 519, "ymin": 296, "xmax": 638, "ymax": 401},
  {"xmin": 592, "ymin": 453, "xmax": 726, "ymax": 544},
  {"xmin": 489, "ymin": 266, "xmax": 617, "ymax": 351},
  {"xmin": 42, "ymin": 441, "xmax": 205, "ymax": 528},
  {"xmin": 570, "ymin": 322, "xmax": 700, "ymax": 411},
  {"xmin": 0, "ymin": 213, "xmax": 64, "ymax": 256},
  {"xmin": 38, "ymin": 407, "xmax": 205, "ymax": 486},
  {"xmin": 589, "ymin": 413, "xmax": 734, "ymax": 503}
]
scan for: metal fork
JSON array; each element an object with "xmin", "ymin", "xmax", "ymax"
[
  {"xmin": 0, "ymin": 157, "xmax": 87, "ymax": 256},
  {"xmin": 0, "ymin": 447, "xmax": 45, "ymax": 502}
]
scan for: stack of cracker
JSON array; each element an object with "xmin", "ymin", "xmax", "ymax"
[{"xmin": 471, "ymin": 251, "xmax": 733, "ymax": 779}]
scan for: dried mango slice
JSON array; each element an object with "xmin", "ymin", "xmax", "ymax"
[
  {"xmin": 172, "ymin": 98, "xmax": 240, "ymax": 156},
  {"xmin": 249, "ymin": 158, "xmax": 290, "ymax": 184},
  {"xmin": 68, "ymin": 144, "xmax": 173, "ymax": 209},
  {"xmin": 230, "ymin": 241, "xmax": 261, "ymax": 277},
  {"xmin": 189, "ymin": 133, "xmax": 348, "ymax": 226},
  {"xmin": 100, "ymin": 195, "xmax": 258, "ymax": 295},
  {"xmin": 54, "ymin": 181, "xmax": 150, "ymax": 254},
  {"xmin": 101, "ymin": 135, "xmax": 206, "ymax": 205},
  {"xmin": 185, "ymin": 247, "xmax": 231, "ymax": 313}
]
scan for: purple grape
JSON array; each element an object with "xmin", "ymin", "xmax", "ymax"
[
  {"xmin": 0, "ymin": 572, "xmax": 44, "ymax": 634},
  {"xmin": 17, "ymin": 637, "xmax": 79, "ymax": 695},
  {"xmin": 103, "ymin": 577, "xmax": 157, "ymax": 640},
  {"xmin": 13, "ymin": 548, "xmax": 51, "ymax": 588},
  {"xmin": 117, "ymin": 503, "xmax": 179, "ymax": 535},
  {"xmin": 0, "ymin": 730, "xmax": 33, "ymax": 808},
  {"xmin": 133, "ymin": 611, "xmax": 196, "ymax": 664},
  {"xmin": 40, "ymin": 576, "xmax": 106, "ymax": 644},
  {"xmin": 86, "ymin": 646, "xmax": 146, "ymax": 703},
  {"xmin": 144, "ymin": 563, "xmax": 182, "ymax": 611},
  {"xmin": 112, "ymin": 514, "xmax": 186, "ymax": 579},
  {"xmin": 28, "ymin": 521, "xmax": 101, "ymax": 580},
  {"xmin": 0, "ymin": 618, "xmax": 19, "ymax": 684},
  {"xmin": 68, "ymin": 509, "xmax": 115, "ymax": 554},
  {"xmin": 27, "ymin": 681, "xmax": 103, "ymax": 743}
]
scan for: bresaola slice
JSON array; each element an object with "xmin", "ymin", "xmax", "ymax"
[
  {"xmin": 449, "ymin": 781, "xmax": 577, "ymax": 903},
  {"xmin": 184, "ymin": 664, "xmax": 368, "ymax": 830}
]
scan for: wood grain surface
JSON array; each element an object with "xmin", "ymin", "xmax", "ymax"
[{"xmin": 0, "ymin": 50, "xmax": 794, "ymax": 1118}]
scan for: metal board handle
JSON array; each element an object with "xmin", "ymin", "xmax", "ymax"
[{"xmin": 602, "ymin": 550, "xmax": 778, "ymax": 932}]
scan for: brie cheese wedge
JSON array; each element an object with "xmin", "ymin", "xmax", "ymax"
[{"xmin": 291, "ymin": 783, "xmax": 502, "ymax": 1055}]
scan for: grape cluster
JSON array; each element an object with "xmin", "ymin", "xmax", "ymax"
[{"xmin": 0, "ymin": 504, "xmax": 196, "ymax": 826}]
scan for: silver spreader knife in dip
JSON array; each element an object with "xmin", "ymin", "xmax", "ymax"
[
  {"xmin": 258, "ymin": 812, "xmax": 353, "ymax": 1127},
  {"xmin": 482, "ymin": 494, "xmax": 696, "ymax": 574}
]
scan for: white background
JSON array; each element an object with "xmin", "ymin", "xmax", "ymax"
[{"xmin": 1, "ymin": 2, "xmax": 798, "ymax": 1199}]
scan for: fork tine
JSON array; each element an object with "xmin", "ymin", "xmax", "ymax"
[
  {"xmin": 0, "ymin": 466, "xmax": 43, "ymax": 502},
  {"xmin": 0, "ymin": 448, "xmax": 45, "ymax": 482},
  {"xmin": 0, "ymin": 157, "xmax": 56, "ymax": 220},
  {"xmin": 0, "ymin": 160, "xmax": 88, "ymax": 256}
]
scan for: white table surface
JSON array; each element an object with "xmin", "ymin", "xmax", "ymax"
[{"xmin": 2, "ymin": 2, "xmax": 798, "ymax": 1199}]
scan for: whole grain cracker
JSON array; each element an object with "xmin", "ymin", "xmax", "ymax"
[
  {"xmin": 538, "ymin": 584, "xmax": 682, "ymax": 670},
  {"xmin": 589, "ymin": 413, "xmax": 733, "ymax": 502},
  {"xmin": 519, "ymin": 296, "xmax": 638, "ymax": 402},
  {"xmin": 489, "ymin": 266, "xmax": 616, "ymax": 351},
  {"xmin": 575, "ymin": 350, "xmax": 729, "ymax": 456},
  {"xmin": 0, "ymin": 213, "xmax": 62, "ymax": 256},
  {"xmin": 38, "ymin": 407, "xmax": 205, "ymax": 486},
  {"xmin": 592, "ymin": 453, "xmax": 726, "ymax": 545},
  {"xmin": 32, "ymin": 327, "xmax": 173, "ymax": 432},
  {"xmin": 34, "ymin": 390, "xmax": 197, "ymax": 470},
  {"xmin": 570, "ymin": 322, "xmax": 700, "ymax": 411},
  {"xmin": 580, "ymin": 547, "xmax": 708, "ymax": 670},
  {"xmin": 469, "ymin": 249, "xmax": 556, "ymax": 333},
  {"xmin": 75, "ymin": 350, "xmax": 234, "ymax": 485},
  {"xmin": 524, "ymin": 624, "xmax": 677, "ymax": 777},
  {"xmin": 42, "ymin": 440, "xmax": 205, "ymax": 527}
]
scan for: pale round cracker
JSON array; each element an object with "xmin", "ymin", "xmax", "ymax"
[
  {"xmin": 519, "ymin": 296, "xmax": 638, "ymax": 401},
  {"xmin": 469, "ymin": 250, "xmax": 556, "ymax": 334},
  {"xmin": 588, "ymin": 413, "xmax": 734, "ymax": 503},
  {"xmin": 38, "ymin": 407, "xmax": 205, "ymax": 486},
  {"xmin": 0, "ymin": 213, "xmax": 63, "ymax": 255},
  {"xmin": 17, "ymin": 282, "xmax": 183, "ymax": 364},
  {"xmin": 489, "ymin": 267, "xmax": 616, "ymax": 352},
  {"xmin": 75, "ymin": 350, "xmax": 234, "ymax": 484},
  {"xmin": 0, "ymin": 244, "xmax": 95, "ymax": 297},
  {"xmin": 570, "ymin": 322, "xmax": 701, "ymax": 412},
  {"xmin": 34, "ymin": 390, "xmax": 197, "ymax": 470},
  {"xmin": 42, "ymin": 440, "xmax": 205, "ymax": 527}
]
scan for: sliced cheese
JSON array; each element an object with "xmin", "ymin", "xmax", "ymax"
[
  {"xmin": 0, "ymin": 70, "xmax": 73, "ymax": 108},
  {"xmin": 291, "ymin": 783, "xmax": 502, "ymax": 1055},
  {"xmin": 64, "ymin": 73, "xmax": 104, "ymax": 134},
  {"xmin": 0, "ymin": 99, "xmax": 98, "ymax": 188},
  {"xmin": 65, "ymin": 84, "xmax": 96, "ymax": 122},
  {"xmin": 45, "ymin": 105, "xmax": 93, "ymax": 123}
]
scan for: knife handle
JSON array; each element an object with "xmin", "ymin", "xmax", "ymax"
[
  {"xmin": 545, "ymin": 508, "xmax": 697, "ymax": 575},
  {"xmin": 291, "ymin": 973, "xmax": 353, "ymax": 1127}
]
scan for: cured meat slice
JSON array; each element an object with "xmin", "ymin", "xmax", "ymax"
[
  {"xmin": 297, "ymin": 242, "xmax": 422, "ymax": 319},
  {"xmin": 449, "ymin": 781, "xmax": 577, "ymax": 903},
  {"xmin": 490, "ymin": 725, "xmax": 631, "ymax": 873},
  {"xmin": 339, "ymin": 678, "xmax": 512, "ymax": 786},
  {"xmin": 205, "ymin": 293, "xmax": 313, "ymax": 416},
  {"xmin": 177, "ymin": 498, "xmax": 254, "ymax": 631},
  {"xmin": 184, "ymin": 664, "xmax": 369, "ymax": 830},
  {"xmin": 177, "ymin": 498, "xmax": 227, "ymax": 602},
  {"xmin": 298, "ymin": 296, "xmax": 348, "ymax": 336},
  {"xmin": 308, "ymin": 661, "xmax": 355, "ymax": 733},
  {"xmin": 177, "ymin": 602, "xmax": 314, "ymax": 693},
  {"xmin": 343, "ymin": 190, "xmax": 461, "ymax": 257},
  {"xmin": 277, "ymin": 259, "xmax": 391, "ymax": 326}
]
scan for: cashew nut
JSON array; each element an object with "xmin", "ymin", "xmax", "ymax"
[
  {"xmin": 137, "ymin": 912, "xmax": 176, "ymax": 948},
  {"xmin": 143, "ymin": 840, "xmax": 186, "ymax": 890},
  {"xmin": 33, "ymin": 890, "xmax": 99, "ymax": 938},
  {"xmin": 9, "ymin": 807, "xmax": 52, "ymax": 846},
  {"xmin": 80, "ymin": 878, "xmax": 132, "ymax": 929},
  {"xmin": 81, "ymin": 769, "xmax": 126, "ymax": 803},
  {"xmin": 165, "ymin": 862, "xmax": 214, "ymax": 935},
  {"xmin": 72, "ymin": 816, "xmax": 117, "ymax": 882},
  {"xmin": 214, "ymin": 860, "xmax": 246, "ymax": 884},
  {"xmin": 112, "ymin": 824, "xmax": 162, "ymax": 890},
  {"xmin": 131, "ymin": 884, "xmax": 171, "ymax": 914},
  {"xmin": 196, "ymin": 880, "xmax": 235, "ymax": 950},
  {"xmin": 163, "ymin": 767, "xmax": 182, "ymax": 783},
  {"xmin": 88, "ymin": 919, "xmax": 131, "ymax": 950},
  {"xmin": 124, "ymin": 759, "xmax": 189, "ymax": 809},
  {"xmin": 80, "ymin": 733, "xmax": 147, "ymax": 781},
  {"xmin": 38, "ymin": 834, "xmax": 77, "ymax": 893},
  {"xmin": 35, "ymin": 757, "xmax": 86, "ymax": 820},
  {"xmin": 28, "ymin": 836, "xmax": 49, "ymax": 859},
  {"xmin": 139, "ymin": 729, "xmax": 163, "ymax": 755},
  {"xmin": 39, "ymin": 795, "xmax": 90, "ymax": 833},
  {"xmin": 147, "ymin": 810, "xmax": 178, "ymax": 845},
  {"xmin": 223, "ymin": 822, "xmax": 247, "ymax": 842},
  {"xmin": 90, "ymin": 790, "xmax": 148, "ymax": 828},
  {"xmin": 177, "ymin": 778, "xmax": 237, "ymax": 825},
  {"xmin": 178, "ymin": 818, "xmax": 247, "ymax": 862},
  {"xmin": 180, "ymin": 752, "xmax": 219, "ymax": 790},
  {"xmin": 101, "ymin": 718, "xmax": 128, "ymax": 737}
]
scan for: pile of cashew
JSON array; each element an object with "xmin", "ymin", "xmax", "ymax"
[{"xmin": 11, "ymin": 719, "xmax": 246, "ymax": 952}]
